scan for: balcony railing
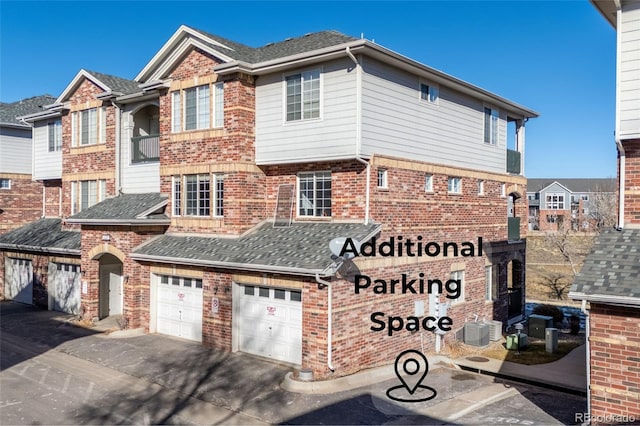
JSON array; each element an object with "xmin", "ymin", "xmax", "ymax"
[
  {"xmin": 507, "ymin": 149, "xmax": 521, "ymax": 174},
  {"xmin": 131, "ymin": 134, "xmax": 160, "ymax": 164},
  {"xmin": 508, "ymin": 216, "xmax": 521, "ymax": 242}
]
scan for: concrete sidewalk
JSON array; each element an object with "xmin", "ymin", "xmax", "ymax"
[{"xmin": 452, "ymin": 344, "xmax": 587, "ymax": 394}]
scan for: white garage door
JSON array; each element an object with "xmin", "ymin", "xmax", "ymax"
[
  {"xmin": 156, "ymin": 275, "xmax": 203, "ymax": 342},
  {"xmin": 235, "ymin": 285, "xmax": 302, "ymax": 365},
  {"xmin": 50, "ymin": 263, "xmax": 81, "ymax": 314},
  {"xmin": 5, "ymin": 258, "xmax": 33, "ymax": 305}
]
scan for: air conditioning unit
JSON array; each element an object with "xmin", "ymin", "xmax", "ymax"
[
  {"xmin": 485, "ymin": 320, "xmax": 503, "ymax": 341},
  {"xmin": 464, "ymin": 322, "xmax": 489, "ymax": 347},
  {"xmin": 529, "ymin": 314, "xmax": 553, "ymax": 339}
]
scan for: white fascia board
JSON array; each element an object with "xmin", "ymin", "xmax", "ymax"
[
  {"xmin": 569, "ymin": 291, "xmax": 640, "ymax": 307},
  {"xmin": 129, "ymin": 252, "xmax": 327, "ymax": 277},
  {"xmin": 135, "ymin": 26, "xmax": 234, "ymax": 83},
  {"xmin": 115, "ymin": 92, "xmax": 158, "ymax": 104},
  {"xmin": 56, "ymin": 69, "xmax": 111, "ymax": 104},
  {"xmin": 539, "ymin": 181, "xmax": 573, "ymax": 194},
  {"xmin": 16, "ymin": 109, "xmax": 63, "ymax": 123},
  {"xmin": 0, "ymin": 243, "xmax": 80, "ymax": 256},
  {"xmin": 255, "ymin": 154, "xmax": 369, "ymax": 166},
  {"xmin": 136, "ymin": 199, "xmax": 169, "ymax": 219},
  {"xmin": 64, "ymin": 218, "xmax": 171, "ymax": 226}
]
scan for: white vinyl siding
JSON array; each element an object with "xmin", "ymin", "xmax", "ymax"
[
  {"xmin": 120, "ymin": 108, "xmax": 160, "ymax": 193},
  {"xmin": 0, "ymin": 127, "xmax": 32, "ymax": 174},
  {"xmin": 620, "ymin": 2, "xmax": 640, "ymax": 138},
  {"xmin": 360, "ymin": 57, "xmax": 507, "ymax": 174},
  {"xmin": 256, "ymin": 58, "xmax": 357, "ymax": 164}
]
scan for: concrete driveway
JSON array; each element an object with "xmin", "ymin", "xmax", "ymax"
[{"xmin": 0, "ymin": 302, "xmax": 586, "ymax": 425}]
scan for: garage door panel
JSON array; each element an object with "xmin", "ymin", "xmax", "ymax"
[
  {"xmin": 156, "ymin": 276, "xmax": 203, "ymax": 342},
  {"xmin": 5, "ymin": 258, "xmax": 33, "ymax": 305},
  {"xmin": 51, "ymin": 263, "xmax": 81, "ymax": 314}
]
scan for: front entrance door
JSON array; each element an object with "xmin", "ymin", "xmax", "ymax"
[{"xmin": 98, "ymin": 254, "xmax": 123, "ymax": 319}]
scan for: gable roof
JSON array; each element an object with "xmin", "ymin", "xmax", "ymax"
[
  {"xmin": 0, "ymin": 218, "xmax": 80, "ymax": 255},
  {"xmin": 569, "ymin": 228, "xmax": 640, "ymax": 306},
  {"xmin": 132, "ymin": 221, "xmax": 381, "ymax": 276},
  {"xmin": 528, "ymin": 178, "xmax": 616, "ymax": 194},
  {"xmin": 66, "ymin": 193, "xmax": 170, "ymax": 225},
  {"xmin": 0, "ymin": 95, "xmax": 56, "ymax": 127},
  {"xmin": 56, "ymin": 69, "xmax": 140, "ymax": 103}
]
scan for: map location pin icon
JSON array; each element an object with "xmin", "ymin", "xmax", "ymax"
[{"xmin": 394, "ymin": 349, "xmax": 429, "ymax": 395}]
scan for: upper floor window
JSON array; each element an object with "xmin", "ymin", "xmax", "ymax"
[
  {"xmin": 377, "ymin": 169, "xmax": 388, "ymax": 189},
  {"xmin": 0, "ymin": 178, "xmax": 11, "ymax": 189},
  {"xmin": 172, "ymin": 173, "xmax": 224, "ymax": 217},
  {"xmin": 425, "ymin": 174, "xmax": 433, "ymax": 192},
  {"xmin": 484, "ymin": 107, "xmax": 499, "ymax": 145},
  {"xmin": 48, "ymin": 119, "xmax": 62, "ymax": 152},
  {"xmin": 581, "ymin": 194, "xmax": 589, "ymax": 201},
  {"xmin": 171, "ymin": 83, "xmax": 224, "ymax": 133},
  {"xmin": 71, "ymin": 179, "xmax": 107, "ymax": 214},
  {"xmin": 546, "ymin": 193, "xmax": 565, "ymax": 210},
  {"xmin": 448, "ymin": 177, "xmax": 462, "ymax": 194},
  {"xmin": 420, "ymin": 83, "xmax": 439, "ymax": 104},
  {"xmin": 71, "ymin": 107, "xmax": 107, "ymax": 146},
  {"xmin": 286, "ymin": 70, "xmax": 320, "ymax": 122},
  {"xmin": 298, "ymin": 171, "xmax": 331, "ymax": 217}
]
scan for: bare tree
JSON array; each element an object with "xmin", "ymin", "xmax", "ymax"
[
  {"xmin": 544, "ymin": 227, "xmax": 595, "ymax": 277},
  {"xmin": 537, "ymin": 271, "xmax": 572, "ymax": 300},
  {"xmin": 588, "ymin": 185, "xmax": 617, "ymax": 232}
]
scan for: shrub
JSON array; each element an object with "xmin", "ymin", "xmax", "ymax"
[
  {"xmin": 569, "ymin": 314, "xmax": 581, "ymax": 335},
  {"xmin": 531, "ymin": 304, "xmax": 564, "ymax": 326}
]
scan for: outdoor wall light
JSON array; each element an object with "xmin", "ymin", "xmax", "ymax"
[{"xmin": 101, "ymin": 234, "xmax": 110, "ymax": 241}]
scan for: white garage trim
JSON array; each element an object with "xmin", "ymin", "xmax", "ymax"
[
  {"xmin": 4, "ymin": 257, "xmax": 33, "ymax": 305},
  {"xmin": 233, "ymin": 282, "xmax": 302, "ymax": 365},
  {"xmin": 152, "ymin": 274, "xmax": 203, "ymax": 342}
]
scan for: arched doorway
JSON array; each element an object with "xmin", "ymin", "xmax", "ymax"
[{"xmin": 98, "ymin": 254, "xmax": 123, "ymax": 319}]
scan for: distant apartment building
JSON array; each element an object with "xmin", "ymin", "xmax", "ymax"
[
  {"xmin": 527, "ymin": 178, "xmax": 616, "ymax": 232},
  {"xmin": 0, "ymin": 26, "xmax": 537, "ymax": 379}
]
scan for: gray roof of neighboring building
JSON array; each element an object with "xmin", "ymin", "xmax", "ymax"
[
  {"xmin": 85, "ymin": 70, "xmax": 141, "ymax": 95},
  {"xmin": 0, "ymin": 218, "xmax": 80, "ymax": 255},
  {"xmin": 67, "ymin": 193, "xmax": 169, "ymax": 224},
  {"xmin": 570, "ymin": 228, "xmax": 640, "ymax": 305},
  {"xmin": 527, "ymin": 178, "xmax": 616, "ymax": 193},
  {"xmin": 132, "ymin": 221, "xmax": 381, "ymax": 275},
  {"xmin": 194, "ymin": 28, "xmax": 358, "ymax": 63},
  {"xmin": 0, "ymin": 95, "xmax": 57, "ymax": 126}
]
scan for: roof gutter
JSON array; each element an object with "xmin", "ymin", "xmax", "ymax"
[
  {"xmin": 569, "ymin": 292, "xmax": 640, "ymax": 308},
  {"xmin": 64, "ymin": 219, "xmax": 171, "ymax": 226},
  {"xmin": 0, "ymin": 243, "xmax": 80, "ymax": 256}
]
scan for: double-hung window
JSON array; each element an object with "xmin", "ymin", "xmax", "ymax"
[
  {"xmin": 173, "ymin": 174, "xmax": 224, "ymax": 217},
  {"xmin": 298, "ymin": 171, "xmax": 331, "ymax": 217},
  {"xmin": 448, "ymin": 177, "xmax": 462, "ymax": 194},
  {"xmin": 48, "ymin": 119, "xmax": 62, "ymax": 152},
  {"xmin": 286, "ymin": 70, "xmax": 320, "ymax": 122},
  {"xmin": 425, "ymin": 174, "xmax": 433, "ymax": 192},
  {"xmin": 484, "ymin": 107, "xmax": 499, "ymax": 145},
  {"xmin": 377, "ymin": 169, "xmax": 388, "ymax": 189},
  {"xmin": 171, "ymin": 83, "xmax": 224, "ymax": 132},
  {"xmin": 71, "ymin": 180, "xmax": 107, "ymax": 214},
  {"xmin": 71, "ymin": 107, "xmax": 107, "ymax": 146}
]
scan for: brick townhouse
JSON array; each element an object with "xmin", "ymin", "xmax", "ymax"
[
  {"xmin": 0, "ymin": 26, "xmax": 537, "ymax": 379},
  {"xmin": 0, "ymin": 95, "xmax": 56, "ymax": 234},
  {"xmin": 570, "ymin": 0, "xmax": 640, "ymax": 422}
]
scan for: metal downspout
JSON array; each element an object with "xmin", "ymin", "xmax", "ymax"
[
  {"xmin": 615, "ymin": 3, "xmax": 624, "ymax": 230},
  {"xmin": 111, "ymin": 101, "xmax": 122, "ymax": 194},
  {"xmin": 315, "ymin": 273, "xmax": 334, "ymax": 371},
  {"xmin": 345, "ymin": 46, "xmax": 370, "ymax": 225},
  {"xmin": 582, "ymin": 300, "xmax": 591, "ymax": 417}
]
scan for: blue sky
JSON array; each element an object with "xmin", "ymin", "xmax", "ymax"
[{"xmin": 0, "ymin": 1, "xmax": 616, "ymax": 178}]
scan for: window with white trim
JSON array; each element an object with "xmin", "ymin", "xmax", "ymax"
[
  {"xmin": 478, "ymin": 180, "xmax": 484, "ymax": 195},
  {"xmin": 450, "ymin": 270, "xmax": 465, "ymax": 304},
  {"xmin": 545, "ymin": 193, "xmax": 565, "ymax": 210},
  {"xmin": 377, "ymin": 169, "xmax": 388, "ymax": 189},
  {"xmin": 425, "ymin": 174, "xmax": 433, "ymax": 192},
  {"xmin": 48, "ymin": 119, "xmax": 62, "ymax": 152},
  {"xmin": 448, "ymin": 177, "xmax": 461, "ymax": 194},
  {"xmin": 286, "ymin": 70, "xmax": 320, "ymax": 121},
  {"xmin": 485, "ymin": 265, "xmax": 498, "ymax": 301},
  {"xmin": 298, "ymin": 171, "xmax": 331, "ymax": 217},
  {"xmin": 0, "ymin": 178, "xmax": 11, "ymax": 189},
  {"xmin": 501, "ymin": 184, "xmax": 506, "ymax": 197},
  {"xmin": 170, "ymin": 83, "xmax": 224, "ymax": 132},
  {"xmin": 71, "ymin": 179, "xmax": 107, "ymax": 214},
  {"xmin": 484, "ymin": 107, "xmax": 499, "ymax": 145},
  {"xmin": 420, "ymin": 82, "xmax": 439, "ymax": 104},
  {"xmin": 71, "ymin": 107, "xmax": 107, "ymax": 146},
  {"xmin": 172, "ymin": 174, "xmax": 224, "ymax": 217}
]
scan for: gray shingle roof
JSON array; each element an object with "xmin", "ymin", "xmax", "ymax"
[
  {"xmin": 527, "ymin": 178, "xmax": 616, "ymax": 193},
  {"xmin": 193, "ymin": 28, "xmax": 358, "ymax": 63},
  {"xmin": 570, "ymin": 228, "xmax": 640, "ymax": 301},
  {"xmin": 133, "ymin": 221, "xmax": 381, "ymax": 274},
  {"xmin": 85, "ymin": 70, "xmax": 140, "ymax": 95},
  {"xmin": 0, "ymin": 95, "xmax": 56, "ymax": 126},
  {"xmin": 0, "ymin": 218, "xmax": 80, "ymax": 254},
  {"xmin": 68, "ymin": 193, "xmax": 169, "ymax": 223}
]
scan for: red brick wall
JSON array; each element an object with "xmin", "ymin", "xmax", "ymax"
[
  {"xmin": 44, "ymin": 179, "xmax": 62, "ymax": 217},
  {"xmin": 589, "ymin": 303, "xmax": 640, "ymax": 422},
  {"xmin": 538, "ymin": 209, "xmax": 570, "ymax": 232},
  {"xmin": 0, "ymin": 175, "xmax": 43, "ymax": 234},
  {"xmin": 623, "ymin": 139, "xmax": 640, "ymax": 226}
]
